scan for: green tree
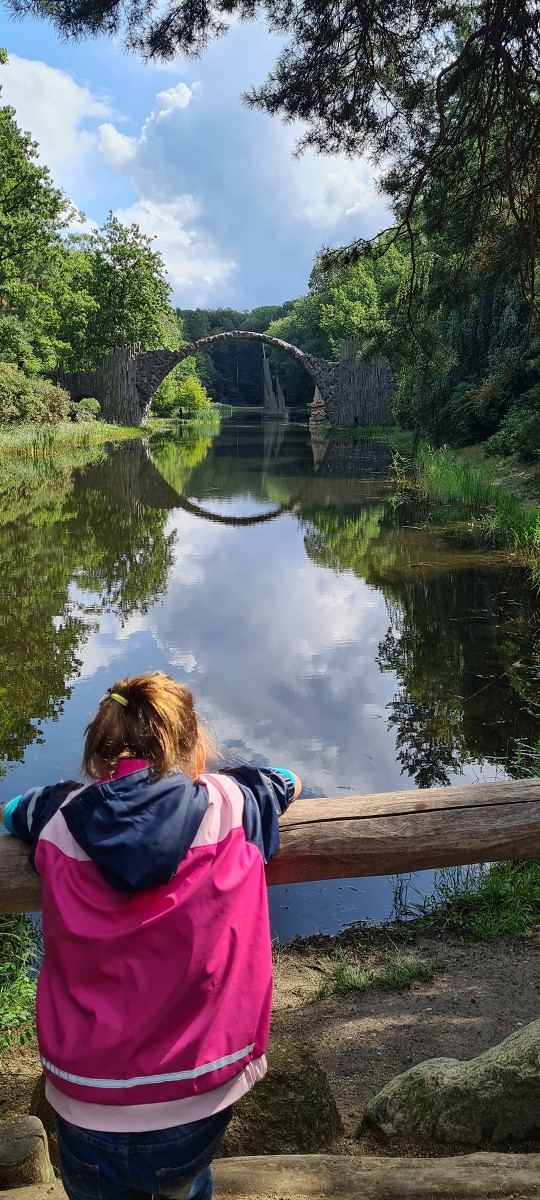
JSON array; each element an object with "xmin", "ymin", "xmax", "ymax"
[
  {"xmin": 0, "ymin": 49, "xmax": 73, "ymax": 371},
  {"xmin": 62, "ymin": 215, "xmax": 175, "ymax": 368},
  {"xmin": 177, "ymin": 375, "xmax": 212, "ymax": 414},
  {"xmin": 47, "ymin": 241, "xmax": 99, "ymax": 371},
  {"xmin": 151, "ymin": 359, "xmax": 210, "ymax": 416}
]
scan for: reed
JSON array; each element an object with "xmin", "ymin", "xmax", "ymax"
[
  {"xmin": 0, "ymin": 422, "xmax": 145, "ymax": 462},
  {"xmin": 392, "ymin": 860, "xmax": 540, "ymax": 941},
  {"xmin": 409, "ymin": 443, "xmax": 540, "ymax": 552}
]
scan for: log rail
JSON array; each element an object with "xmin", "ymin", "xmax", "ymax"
[{"xmin": 1, "ymin": 778, "xmax": 539, "ymax": 914}]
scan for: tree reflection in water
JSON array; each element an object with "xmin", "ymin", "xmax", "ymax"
[
  {"xmin": 0, "ymin": 441, "xmax": 183, "ymax": 776},
  {"xmin": 300, "ymin": 491, "xmax": 540, "ymax": 788}
]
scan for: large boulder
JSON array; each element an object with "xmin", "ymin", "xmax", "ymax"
[
  {"xmin": 220, "ymin": 1033, "xmax": 343, "ymax": 1156},
  {"xmin": 360, "ymin": 1018, "xmax": 540, "ymax": 1148}
]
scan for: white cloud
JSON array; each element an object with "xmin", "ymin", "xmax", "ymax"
[
  {"xmin": 0, "ymin": 30, "xmax": 390, "ymax": 307},
  {"xmin": 2, "ymin": 54, "xmax": 110, "ymax": 182},
  {"xmin": 302, "ymin": 162, "xmax": 383, "ymax": 226},
  {"xmin": 154, "ymin": 82, "xmax": 193, "ymax": 113},
  {"xmin": 98, "ymin": 123, "xmax": 137, "ymax": 168},
  {"xmin": 256, "ymin": 121, "xmax": 388, "ymax": 231},
  {"xmin": 96, "ymin": 81, "xmax": 237, "ymax": 303},
  {"xmin": 99, "ymin": 82, "xmax": 195, "ymax": 171},
  {"xmin": 114, "ymin": 197, "xmax": 236, "ymax": 304}
]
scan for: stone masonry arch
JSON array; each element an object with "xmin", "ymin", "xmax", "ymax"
[
  {"xmin": 51, "ymin": 333, "xmax": 393, "ymax": 428},
  {"xmin": 133, "ymin": 332, "xmax": 338, "ymax": 426}
]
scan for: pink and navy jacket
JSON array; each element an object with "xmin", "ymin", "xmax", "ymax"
[{"xmin": 4, "ymin": 760, "xmax": 296, "ymax": 1131}]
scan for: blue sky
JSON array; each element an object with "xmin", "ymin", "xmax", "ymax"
[{"xmin": 0, "ymin": 11, "xmax": 389, "ymax": 309}]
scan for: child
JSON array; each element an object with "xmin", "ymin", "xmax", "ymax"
[{"xmin": 1, "ymin": 671, "xmax": 301, "ymax": 1200}]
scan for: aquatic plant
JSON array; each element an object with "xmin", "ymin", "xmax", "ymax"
[
  {"xmin": 404, "ymin": 444, "xmax": 540, "ymax": 567},
  {"xmin": 0, "ymin": 422, "xmax": 144, "ymax": 462}
]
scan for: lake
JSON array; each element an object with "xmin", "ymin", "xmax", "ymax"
[{"xmin": 2, "ymin": 413, "xmax": 539, "ymax": 940}]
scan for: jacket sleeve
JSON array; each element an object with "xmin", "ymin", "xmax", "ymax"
[
  {"xmin": 219, "ymin": 765, "xmax": 296, "ymax": 865},
  {"xmin": 2, "ymin": 781, "xmax": 80, "ymax": 871}
]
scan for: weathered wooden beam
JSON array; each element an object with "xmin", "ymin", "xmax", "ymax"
[
  {"xmin": 266, "ymin": 777, "xmax": 540, "ymax": 885},
  {"xmin": 1, "ymin": 778, "xmax": 540, "ymax": 914}
]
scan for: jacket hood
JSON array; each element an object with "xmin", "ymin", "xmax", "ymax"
[{"xmin": 62, "ymin": 768, "xmax": 209, "ymax": 893}]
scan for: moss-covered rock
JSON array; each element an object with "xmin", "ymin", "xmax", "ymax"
[
  {"xmin": 220, "ymin": 1033, "xmax": 342, "ymax": 1157},
  {"xmin": 360, "ymin": 1018, "xmax": 540, "ymax": 1148}
]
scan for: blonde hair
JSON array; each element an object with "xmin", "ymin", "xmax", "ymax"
[{"xmin": 83, "ymin": 671, "xmax": 214, "ymax": 781}]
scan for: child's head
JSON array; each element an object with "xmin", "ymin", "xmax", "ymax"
[{"xmin": 83, "ymin": 671, "xmax": 210, "ymax": 781}]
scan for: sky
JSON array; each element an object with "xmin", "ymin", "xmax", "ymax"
[{"xmin": 0, "ymin": 9, "xmax": 390, "ymax": 310}]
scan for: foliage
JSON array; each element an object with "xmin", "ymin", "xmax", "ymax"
[
  {"xmin": 31, "ymin": 377, "xmax": 71, "ymax": 422},
  {"xmin": 57, "ymin": 216, "xmax": 175, "ymax": 369},
  {"xmin": 177, "ymin": 375, "xmax": 212, "ymax": 413},
  {"xmin": 73, "ymin": 396, "xmax": 101, "ymax": 422},
  {"xmin": 151, "ymin": 358, "xmax": 201, "ymax": 417},
  {"xmin": 152, "ymin": 369, "xmax": 213, "ymax": 416},
  {"xmin": 485, "ymin": 385, "xmax": 540, "ymax": 459},
  {"xmin": 391, "ymin": 279, "xmax": 538, "ymax": 443},
  {"xmin": 0, "ymin": 52, "xmax": 74, "ymax": 373},
  {"xmin": 0, "ymin": 58, "xmax": 69, "ymax": 275},
  {"xmin": 0, "ymin": 915, "xmax": 39, "ymax": 1050},
  {"xmin": 393, "ymin": 861, "xmax": 540, "ymax": 940},
  {"xmin": 0, "ymin": 363, "xmax": 70, "ymax": 424}
]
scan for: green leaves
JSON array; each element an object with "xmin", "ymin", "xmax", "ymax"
[
  {"xmin": 0, "ymin": 54, "xmax": 74, "ymax": 373},
  {"xmin": 0, "ymin": 915, "xmax": 39, "ymax": 1051}
]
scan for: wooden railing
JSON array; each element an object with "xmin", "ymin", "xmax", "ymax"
[{"xmin": 1, "ymin": 778, "xmax": 539, "ymax": 915}]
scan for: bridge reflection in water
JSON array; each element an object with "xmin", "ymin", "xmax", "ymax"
[{"xmin": 81, "ymin": 422, "xmax": 394, "ymax": 523}]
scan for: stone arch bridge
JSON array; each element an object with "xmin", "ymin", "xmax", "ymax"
[{"xmin": 52, "ymin": 331, "xmax": 393, "ymax": 428}]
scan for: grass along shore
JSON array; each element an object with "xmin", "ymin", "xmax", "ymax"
[
  {"xmin": 0, "ymin": 420, "xmax": 157, "ymax": 461},
  {"xmin": 396, "ymin": 441, "xmax": 540, "ymax": 551}
]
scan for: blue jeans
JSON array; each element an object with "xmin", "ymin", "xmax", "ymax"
[{"xmin": 55, "ymin": 1109, "xmax": 233, "ymax": 1200}]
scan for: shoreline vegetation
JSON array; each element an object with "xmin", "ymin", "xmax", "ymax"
[
  {"xmin": 0, "ymin": 417, "xmax": 200, "ymax": 462},
  {"xmin": 346, "ymin": 426, "xmax": 540, "ymax": 578}
]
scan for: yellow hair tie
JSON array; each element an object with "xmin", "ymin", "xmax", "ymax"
[{"xmin": 110, "ymin": 692, "xmax": 129, "ymax": 707}]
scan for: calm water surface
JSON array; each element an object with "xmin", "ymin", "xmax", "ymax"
[{"xmin": 2, "ymin": 415, "xmax": 540, "ymax": 940}]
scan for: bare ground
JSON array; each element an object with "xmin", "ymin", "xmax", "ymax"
[
  {"xmin": 270, "ymin": 927, "xmax": 540, "ymax": 1155},
  {"xmin": 2, "ymin": 928, "xmax": 540, "ymax": 1158}
]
